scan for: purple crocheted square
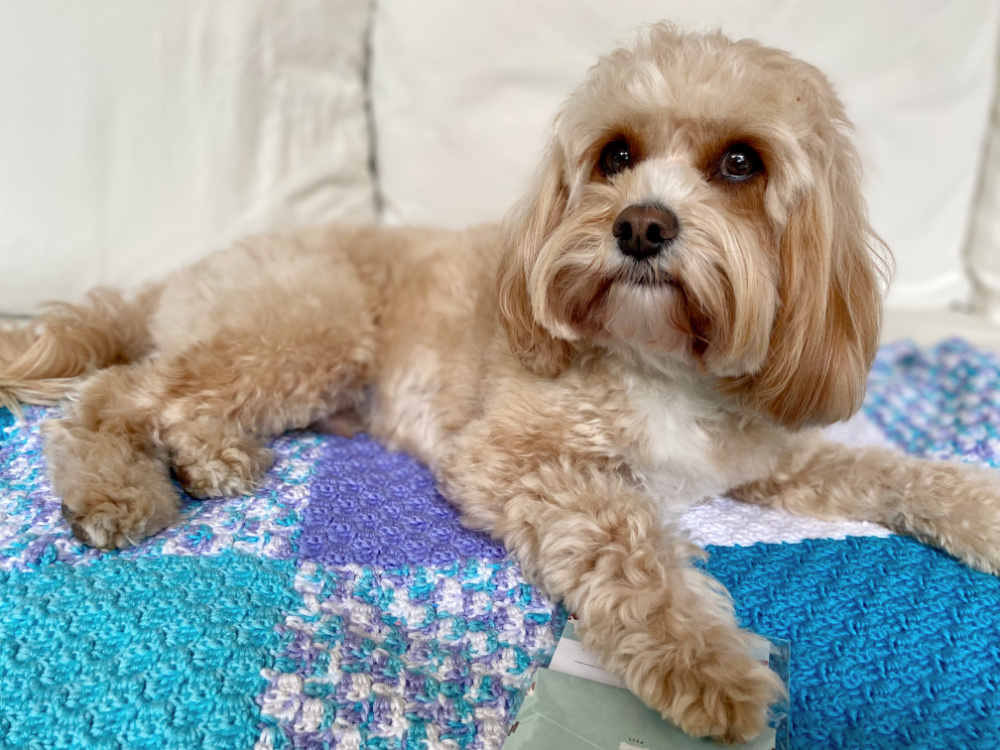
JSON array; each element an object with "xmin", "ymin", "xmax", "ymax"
[{"xmin": 298, "ymin": 434, "xmax": 507, "ymax": 566}]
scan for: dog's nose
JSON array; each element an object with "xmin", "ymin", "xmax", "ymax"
[{"xmin": 612, "ymin": 204, "xmax": 679, "ymax": 259}]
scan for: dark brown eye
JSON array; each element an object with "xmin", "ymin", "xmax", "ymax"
[
  {"xmin": 719, "ymin": 145, "xmax": 762, "ymax": 180},
  {"xmin": 599, "ymin": 139, "xmax": 632, "ymax": 177}
]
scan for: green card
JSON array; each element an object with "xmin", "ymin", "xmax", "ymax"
[{"xmin": 503, "ymin": 619, "xmax": 790, "ymax": 750}]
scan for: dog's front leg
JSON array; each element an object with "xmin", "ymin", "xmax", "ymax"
[
  {"xmin": 441, "ymin": 453, "xmax": 784, "ymax": 743},
  {"xmin": 733, "ymin": 434, "xmax": 1000, "ymax": 575}
]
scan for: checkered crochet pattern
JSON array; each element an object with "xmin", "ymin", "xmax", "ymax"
[{"xmin": 1, "ymin": 339, "xmax": 999, "ymax": 749}]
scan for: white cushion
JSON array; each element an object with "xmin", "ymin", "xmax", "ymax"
[
  {"xmin": 0, "ymin": 0, "xmax": 374, "ymax": 315},
  {"xmin": 371, "ymin": 0, "xmax": 1000, "ymax": 311},
  {"xmin": 968, "ymin": 78, "xmax": 1000, "ymax": 323}
]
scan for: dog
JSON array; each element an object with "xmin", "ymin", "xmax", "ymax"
[{"xmin": 3, "ymin": 23, "xmax": 999, "ymax": 744}]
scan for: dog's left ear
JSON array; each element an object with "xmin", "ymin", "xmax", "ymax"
[
  {"xmin": 498, "ymin": 140, "xmax": 574, "ymax": 377},
  {"xmin": 724, "ymin": 131, "xmax": 889, "ymax": 429}
]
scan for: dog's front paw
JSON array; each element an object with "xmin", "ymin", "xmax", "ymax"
[
  {"xmin": 61, "ymin": 495, "xmax": 167, "ymax": 550},
  {"xmin": 44, "ymin": 420, "xmax": 180, "ymax": 549},
  {"xmin": 167, "ymin": 417, "xmax": 273, "ymax": 498},
  {"xmin": 630, "ymin": 629, "xmax": 785, "ymax": 744},
  {"xmin": 58, "ymin": 464, "xmax": 180, "ymax": 550}
]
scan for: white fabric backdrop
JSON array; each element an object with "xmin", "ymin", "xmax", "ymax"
[
  {"xmin": 969, "ymin": 77, "xmax": 1000, "ymax": 323},
  {"xmin": 371, "ymin": 0, "xmax": 1000, "ymax": 311},
  {"xmin": 2, "ymin": 1, "xmax": 997, "ymax": 317},
  {"xmin": 0, "ymin": 0, "xmax": 375, "ymax": 315}
]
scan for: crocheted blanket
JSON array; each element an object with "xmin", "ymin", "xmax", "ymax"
[{"xmin": 1, "ymin": 339, "xmax": 999, "ymax": 750}]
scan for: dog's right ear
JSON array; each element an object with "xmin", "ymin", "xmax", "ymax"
[{"xmin": 498, "ymin": 141, "xmax": 574, "ymax": 377}]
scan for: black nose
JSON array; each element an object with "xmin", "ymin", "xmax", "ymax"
[{"xmin": 612, "ymin": 204, "xmax": 679, "ymax": 259}]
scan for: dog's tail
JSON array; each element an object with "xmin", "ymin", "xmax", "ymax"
[{"xmin": 0, "ymin": 285, "xmax": 162, "ymax": 413}]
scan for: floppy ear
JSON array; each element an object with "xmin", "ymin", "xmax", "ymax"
[
  {"xmin": 723, "ymin": 136, "xmax": 889, "ymax": 429},
  {"xmin": 498, "ymin": 141, "xmax": 574, "ymax": 377}
]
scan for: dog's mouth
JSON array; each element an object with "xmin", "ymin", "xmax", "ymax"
[
  {"xmin": 614, "ymin": 261, "xmax": 681, "ymax": 289},
  {"xmin": 600, "ymin": 262, "xmax": 714, "ymax": 361},
  {"xmin": 549, "ymin": 259, "xmax": 690, "ymax": 345}
]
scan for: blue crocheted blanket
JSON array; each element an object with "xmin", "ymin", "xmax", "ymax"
[{"xmin": 2, "ymin": 339, "xmax": 999, "ymax": 750}]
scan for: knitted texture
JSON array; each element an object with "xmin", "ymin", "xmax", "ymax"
[
  {"xmin": 865, "ymin": 338, "xmax": 1000, "ymax": 466},
  {"xmin": 0, "ymin": 338, "xmax": 999, "ymax": 749},
  {"xmin": 256, "ymin": 560, "xmax": 562, "ymax": 750},
  {"xmin": 706, "ymin": 536, "xmax": 1000, "ymax": 750},
  {"xmin": 0, "ymin": 553, "xmax": 299, "ymax": 750},
  {"xmin": 299, "ymin": 434, "xmax": 506, "ymax": 566}
]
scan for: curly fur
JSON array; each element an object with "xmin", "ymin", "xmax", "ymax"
[{"xmin": 2, "ymin": 25, "xmax": 998, "ymax": 743}]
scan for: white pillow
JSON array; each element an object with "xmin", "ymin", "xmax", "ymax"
[
  {"xmin": 968, "ymin": 83, "xmax": 1000, "ymax": 323},
  {"xmin": 0, "ymin": 0, "xmax": 375, "ymax": 315},
  {"xmin": 371, "ymin": 0, "xmax": 1000, "ymax": 311}
]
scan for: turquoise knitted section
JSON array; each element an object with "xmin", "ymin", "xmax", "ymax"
[
  {"xmin": 706, "ymin": 536, "xmax": 1000, "ymax": 750},
  {"xmin": 0, "ymin": 553, "xmax": 299, "ymax": 750}
]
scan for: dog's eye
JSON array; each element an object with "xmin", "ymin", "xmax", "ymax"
[
  {"xmin": 599, "ymin": 140, "xmax": 632, "ymax": 177},
  {"xmin": 719, "ymin": 145, "xmax": 762, "ymax": 180}
]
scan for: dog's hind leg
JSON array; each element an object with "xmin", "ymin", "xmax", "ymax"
[
  {"xmin": 44, "ymin": 363, "xmax": 179, "ymax": 549},
  {"xmin": 732, "ymin": 433, "xmax": 1000, "ymax": 575},
  {"xmin": 48, "ymin": 310, "xmax": 375, "ymax": 549},
  {"xmin": 39, "ymin": 235, "xmax": 380, "ymax": 549},
  {"xmin": 156, "ymin": 309, "xmax": 375, "ymax": 500}
]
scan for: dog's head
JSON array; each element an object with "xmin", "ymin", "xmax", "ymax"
[{"xmin": 498, "ymin": 24, "xmax": 890, "ymax": 430}]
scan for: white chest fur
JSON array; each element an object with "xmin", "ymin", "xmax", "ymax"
[{"xmin": 622, "ymin": 367, "xmax": 781, "ymax": 520}]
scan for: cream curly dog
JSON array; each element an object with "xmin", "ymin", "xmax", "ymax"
[{"xmin": 3, "ymin": 24, "xmax": 1000, "ymax": 743}]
